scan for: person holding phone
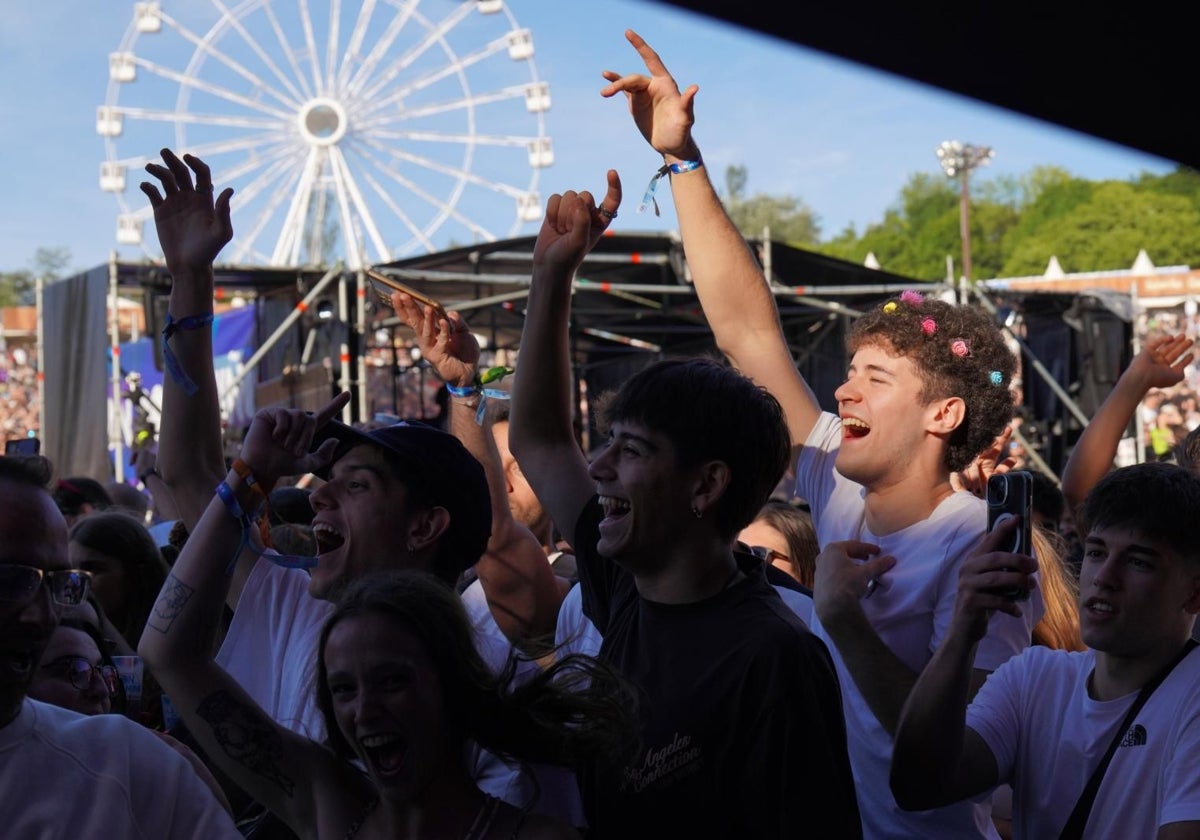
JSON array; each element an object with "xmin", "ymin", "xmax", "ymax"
[
  {"xmin": 602, "ymin": 29, "xmax": 1039, "ymax": 837},
  {"xmin": 892, "ymin": 461, "xmax": 1200, "ymax": 837}
]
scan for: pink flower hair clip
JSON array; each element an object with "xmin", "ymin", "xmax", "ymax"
[
  {"xmin": 900, "ymin": 289, "xmax": 925, "ymax": 306},
  {"xmin": 950, "ymin": 338, "xmax": 970, "ymax": 357},
  {"xmin": 921, "ymin": 317, "xmax": 937, "ymax": 336}
]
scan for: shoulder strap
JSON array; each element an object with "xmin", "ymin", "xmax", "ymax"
[{"xmin": 1058, "ymin": 639, "xmax": 1198, "ymax": 840}]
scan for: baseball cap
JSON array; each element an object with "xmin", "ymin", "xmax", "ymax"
[{"xmin": 310, "ymin": 419, "xmax": 492, "ymax": 581}]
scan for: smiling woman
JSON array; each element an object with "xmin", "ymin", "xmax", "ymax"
[{"xmin": 144, "ymin": 565, "xmax": 639, "ymax": 839}]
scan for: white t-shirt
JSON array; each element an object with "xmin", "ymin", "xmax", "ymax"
[
  {"xmin": 0, "ymin": 698, "xmax": 240, "ymax": 839},
  {"xmin": 216, "ymin": 554, "xmax": 329, "ymax": 740},
  {"xmin": 968, "ymin": 645, "xmax": 1200, "ymax": 837},
  {"xmin": 798, "ymin": 411, "xmax": 1042, "ymax": 839}
]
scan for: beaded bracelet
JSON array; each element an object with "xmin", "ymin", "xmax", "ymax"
[
  {"xmin": 161, "ymin": 312, "xmax": 214, "ymax": 396},
  {"xmin": 638, "ymin": 159, "xmax": 704, "ymax": 216}
]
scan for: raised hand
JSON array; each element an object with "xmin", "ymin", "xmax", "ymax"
[
  {"xmin": 393, "ymin": 292, "xmax": 478, "ymax": 389},
  {"xmin": 951, "ymin": 423, "xmax": 1017, "ymax": 498},
  {"xmin": 600, "ymin": 29, "xmax": 699, "ymax": 159},
  {"xmin": 238, "ymin": 392, "xmax": 351, "ymax": 488},
  {"xmin": 532, "ymin": 171, "xmax": 623, "ymax": 280},
  {"xmin": 140, "ymin": 149, "xmax": 234, "ymax": 275},
  {"xmin": 1130, "ymin": 332, "xmax": 1194, "ymax": 390}
]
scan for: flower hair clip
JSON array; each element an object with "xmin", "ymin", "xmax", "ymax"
[
  {"xmin": 989, "ymin": 370, "xmax": 1004, "ymax": 386},
  {"xmin": 900, "ymin": 289, "xmax": 925, "ymax": 306},
  {"xmin": 883, "ymin": 301, "xmax": 898, "ymax": 314},
  {"xmin": 950, "ymin": 338, "xmax": 970, "ymax": 357},
  {"xmin": 921, "ymin": 317, "xmax": 937, "ymax": 336}
]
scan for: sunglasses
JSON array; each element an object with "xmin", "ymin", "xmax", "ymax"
[
  {"xmin": 0, "ymin": 565, "xmax": 91, "ymax": 608},
  {"xmin": 748, "ymin": 546, "xmax": 791, "ymax": 567},
  {"xmin": 41, "ymin": 655, "xmax": 120, "ymax": 695}
]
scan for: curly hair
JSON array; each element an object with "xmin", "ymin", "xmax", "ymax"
[
  {"xmin": 315, "ymin": 570, "xmax": 640, "ymax": 773},
  {"xmin": 849, "ymin": 293, "xmax": 1017, "ymax": 472}
]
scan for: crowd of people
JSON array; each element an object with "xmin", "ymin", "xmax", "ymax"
[
  {"xmin": 0, "ymin": 345, "xmax": 38, "ymax": 440},
  {"xmin": 4, "ymin": 30, "xmax": 1200, "ymax": 840}
]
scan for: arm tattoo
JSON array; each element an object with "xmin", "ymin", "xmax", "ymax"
[
  {"xmin": 196, "ymin": 690, "xmax": 296, "ymax": 797},
  {"xmin": 146, "ymin": 573, "xmax": 194, "ymax": 634}
]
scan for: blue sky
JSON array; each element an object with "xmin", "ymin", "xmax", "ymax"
[{"xmin": 0, "ymin": 0, "xmax": 1178, "ymax": 275}]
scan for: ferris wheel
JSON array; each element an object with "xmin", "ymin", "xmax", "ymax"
[{"xmin": 98, "ymin": 0, "xmax": 553, "ymax": 269}]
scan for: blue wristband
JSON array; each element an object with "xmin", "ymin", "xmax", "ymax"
[
  {"xmin": 638, "ymin": 159, "xmax": 704, "ymax": 216},
  {"xmin": 445, "ymin": 382, "xmax": 480, "ymax": 398},
  {"xmin": 215, "ymin": 480, "xmax": 245, "ymax": 521},
  {"xmin": 162, "ymin": 312, "xmax": 214, "ymax": 397}
]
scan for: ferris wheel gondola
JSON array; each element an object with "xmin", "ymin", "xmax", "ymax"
[{"xmin": 99, "ymin": 0, "xmax": 553, "ymax": 269}]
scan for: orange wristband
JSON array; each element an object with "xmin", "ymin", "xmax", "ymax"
[{"xmin": 231, "ymin": 458, "xmax": 274, "ymax": 498}]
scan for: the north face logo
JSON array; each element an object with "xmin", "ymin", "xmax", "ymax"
[{"xmin": 1120, "ymin": 724, "xmax": 1147, "ymax": 747}]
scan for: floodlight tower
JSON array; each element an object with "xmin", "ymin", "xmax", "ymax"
[{"xmin": 935, "ymin": 140, "xmax": 994, "ymax": 283}]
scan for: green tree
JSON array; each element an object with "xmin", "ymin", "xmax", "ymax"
[
  {"xmin": 0, "ymin": 246, "xmax": 72, "ymax": 308},
  {"xmin": 722, "ymin": 165, "xmax": 821, "ymax": 247}
]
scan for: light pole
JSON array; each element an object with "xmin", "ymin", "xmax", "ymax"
[{"xmin": 935, "ymin": 140, "xmax": 994, "ymax": 284}]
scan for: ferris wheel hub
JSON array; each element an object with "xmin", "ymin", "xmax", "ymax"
[{"xmin": 298, "ymin": 97, "xmax": 348, "ymax": 147}]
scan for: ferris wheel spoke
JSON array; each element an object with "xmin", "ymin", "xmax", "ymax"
[
  {"xmin": 327, "ymin": 147, "xmax": 367, "ymax": 269},
  {"xmin": 351, "ymin": 138, "xmax": 497, "ymax": 241},
  {"xmin": 112, "ymin": 131, "xmax": 290, "ymax": 169},
  {"xmin": 230, "ymin": 157, "xmax": 306, "ymax": 263},
  {"xmin": 156, "ymin": 9, "xmax": 301, "ymax": 112},
  {"xmin": 347, "ymin": 1, "xmax": 476, "ymax": 101},
  {"xmin": 329, "ymin": 146, "xmax": 391, "ymax": 263},
  {"xmin": 133, "ymin": 56, "xmax": 295, "ymax": 121},
  {"xmin": 358, "ymin": 84, "xmax": 535, "ymax": 127},
  {"xmin": 369, "ymin": 127, "xmax": 537, "ymax": 149},
  {"xmin": 357, "ymin": 33, "xmax": 509, "ymax": 114},
  {"xmin": 324, "ymin": 0, "xmax": 343, "ymax": 95},
  {"xmin": 116, "ymin": 106, "xmax": 283, "ymax": 131},
  {"xmin": 297, "ymin": 0, "xmax": 326, "ymax": 95},
  {"xmin": 342, "ymin": 2, "xmax": 420, "ymax": 99},
  {"xmin": 209, "ymin": 141, "xmax": 305, "ymax": 192},
  {"xmin": 349, "ymin": 143, "xmax": 460, "ymax": 250},
  {"xmin": 273, "ymin": 148, "xmax": 324, "ymax": 265},
  {"xmin": 377, "ymin": 141, "xmax": 530, "ymax": 200},
  {"xmin": 260, "ymin": 2, "xmax": 315, "ymax": 100},
  {"xmin": 210, "ymin": 0, "xmax": 309, "ymax": 106},
  {"xmin": 335, "ymin": 0, "xmax": 378, "ymax": 91}
]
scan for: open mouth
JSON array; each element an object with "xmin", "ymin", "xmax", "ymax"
[
  {"xmin": 841, "ymin": 417, "xmax": 871, "ymax": 438},
  {"xmin": 312, "ymin": 523, "xmax": 346, "ymax": 555},
  {"xmin": 360, "ymin": 733, "xmax": 407, "ymax": 778},
  {"xmin": 598, "ymin": 495, "xmax": 631, "ymax": 522}
]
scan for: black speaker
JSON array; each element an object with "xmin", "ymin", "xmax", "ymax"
[{"xmin": 1071, "ymin": 295, "xmax": 1131, "ymax": 418}]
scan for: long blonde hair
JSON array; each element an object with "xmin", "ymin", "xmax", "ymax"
[{"xmin": 1030, "ymin": 526, "xmax": 1085, "ymax": 652}]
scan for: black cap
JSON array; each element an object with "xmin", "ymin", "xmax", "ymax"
[{"xmin": 311, "ymin": 420, "xmax": 492, "ymax": 581}]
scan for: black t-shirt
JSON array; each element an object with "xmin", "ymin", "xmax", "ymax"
[{"xmin": 574, "ymin": 498, "xmax": 861, "ymax": 838}]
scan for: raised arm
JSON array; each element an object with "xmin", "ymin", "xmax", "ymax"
[
  {"xmin": 889, "ymin": 518, "xmax": 1037, "ymax": 810},
  {"xmin": 509, "ymin": 174, "xmax": 621, "ymax": 550},
  {"xmin": 138, "ymin": 394, "xmax": 353, "ymax": 832},
  {"xmin": 393, "ymin": 292, "xmax": 566, "ymax": 644},
  {"xmin": 601, "ymin": 30, "xmax": 821, "ymax": 452},
  {"xmin": 140, "ymin": 151, "xmax": 257, "ymax": 609},
  {"xmin": 1060, "ymin": 333, "xmax": 1193, "ymax": 513}
]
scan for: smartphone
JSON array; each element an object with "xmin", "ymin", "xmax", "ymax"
[
  {"xmin": 365, "ymin": 269, "xmax": 447, "ymax": 319},
  {"xmin": 5, "ymin": 437, "xmax": 40, "ymax": 456},
  {"xmin": 986, "ymin": 470, "xmax": 1033, "ymax": 601}
]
